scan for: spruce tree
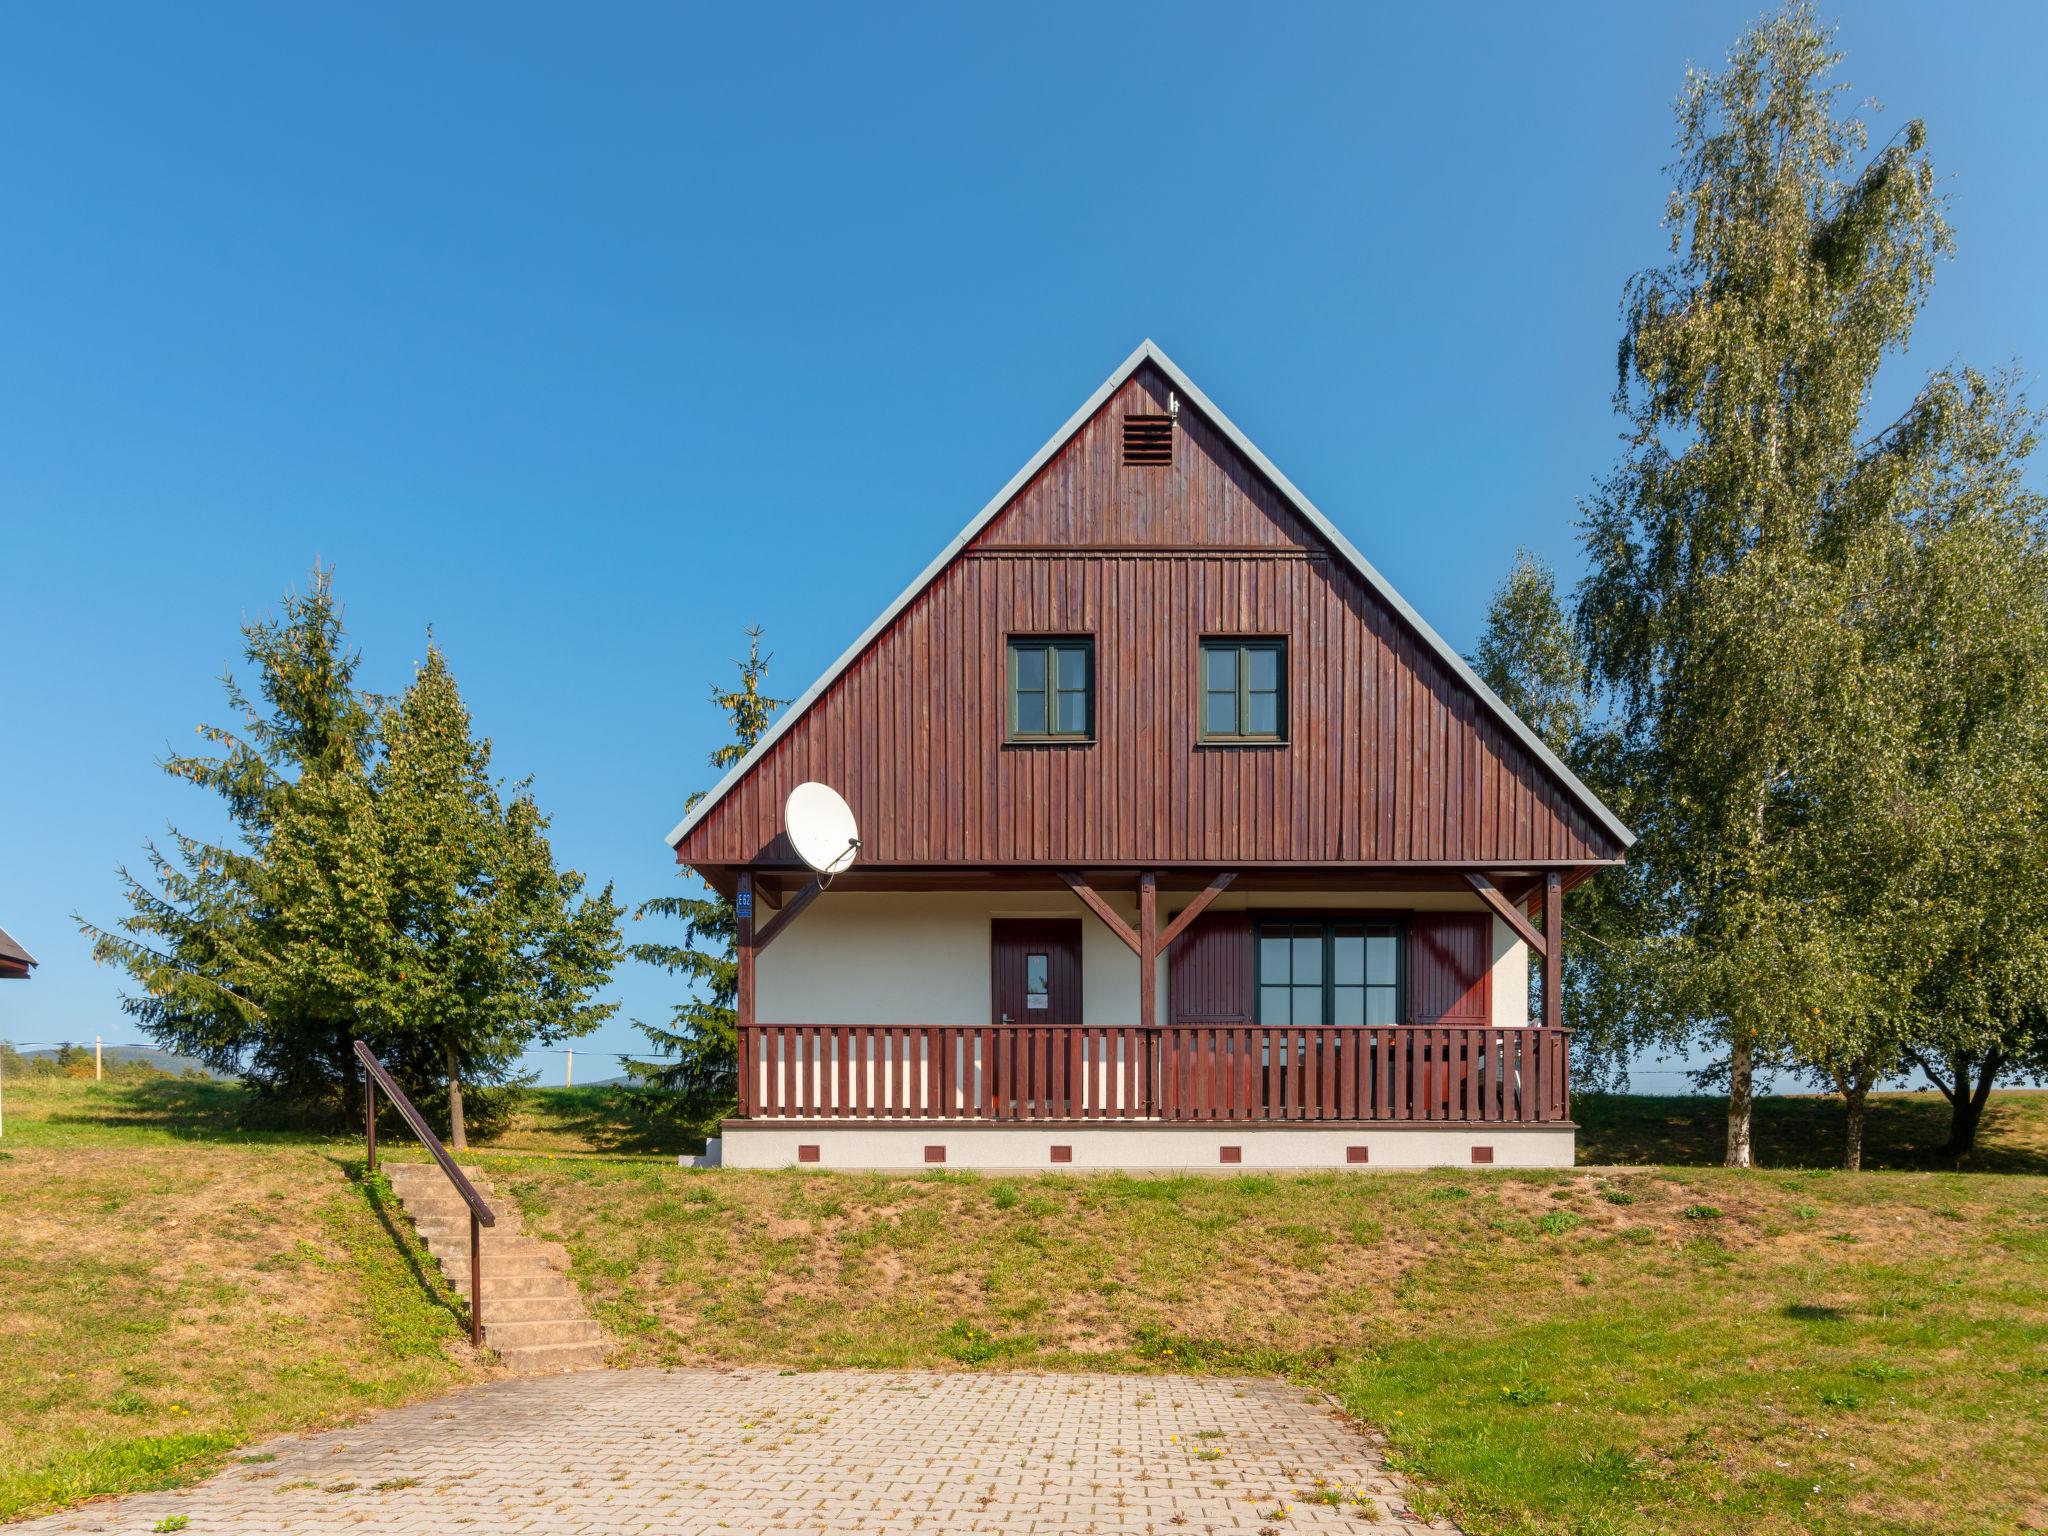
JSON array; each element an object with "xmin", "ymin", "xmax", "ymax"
[
  {"xmin": 628, "ymin": 627, "xmax": 786, "ymax": 1120},
  {"xmin": 372, "ymin": 644, "xmax": 625, "ymax": 1148},
  {"xmin": 78, "ymin": 564, "xmax": 382, "ymax": 1103}
]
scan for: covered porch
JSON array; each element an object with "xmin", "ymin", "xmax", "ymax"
[{"xmin": 716, "ymin": 864, "xmax": 1588, "ymax": 1171}]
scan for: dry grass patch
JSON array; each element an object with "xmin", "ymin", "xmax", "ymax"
[{"xmin": 0, "ymin": 1076, "xmax": 482, "ymax": 1521}]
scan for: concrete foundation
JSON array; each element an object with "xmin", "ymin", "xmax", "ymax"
[{"xmin": 719, "ymin": 1120, "xmax": 1575, "ymax": 1172}]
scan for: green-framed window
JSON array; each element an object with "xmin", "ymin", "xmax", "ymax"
[
  {"xmin": 1201, "ymin": 638, "xmax": 1286, "ymax": 741},
  {"xmin": 1007, "ymin": 636, "xmax": 1094, "ymax": 741},
  {"xmin": 1256, "ymin": 920, "xmax": 1401, "ymax": 1025}
]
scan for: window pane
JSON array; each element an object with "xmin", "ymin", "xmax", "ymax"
[
  {"xmin": 1332, "ymin": 933, "xmax": 1364, "ymax": 985},
  {"xmin": 1366, "ymin": 986, "xmax": 1399, "ymax": 1025},
  {"xmin": 1014, "ymin": 689, "xmax": 1046, "ymax": 734},
  {"xmin": 1247, "ymin": 646, "xmax": 1279, "ymax": 690},
  {"xmin": 1206, "ymin": 690, "xmax": 1239, "ymax": 735},
  {"xmin": 1247, "ymin": 692, "xmax": 1279, "ymax": 735},
  {"xmin": 1259, "ymin": 986, "xmax": 1290, "ymax": 1025},
  {"xmin": 1367, "ymin": 934, "xmax": 1397, "ymax": 986},
  {"xmin": 1291, "ymin": 934, "xmax": 1322, "ymax": 984},
  {"xmin": 1331, "ymin": 986, "xmax": 1365, "ymax": 1025},
  {"xmin": 1056, "ymin": 690, "xmax": 1087, "ymax": 734},
  {"xmin": 1259, "ymin": 933, "xmax": 1292, "ymax": 982},
  {"xmin": 1056, "ymin": 646, "xmax": 1088, "ymax": 688},
  {"xmin": 1293, "ymin": 985, "xmax": 1322, "ymax": 1024},
  {"xmin": 1026, "ymin": 953, "xmax": 1048, "ymax": 996},
  {"xmin": 1205, "ymin": 645, "xmax": 1238, "ymax": 691},
  {"xmin": 1014, "ymin": 647, "xmax": 1045, "ymax": 690}
]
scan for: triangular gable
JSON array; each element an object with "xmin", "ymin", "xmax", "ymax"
[{"xmin": 667, "ymin": 340, "xmax": 1633, "ymax": 856}]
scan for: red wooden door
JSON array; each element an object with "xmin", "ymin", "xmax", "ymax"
[{"xmin": 991, "ymin": 920, "xmax": 1083, "ymax": 1024}]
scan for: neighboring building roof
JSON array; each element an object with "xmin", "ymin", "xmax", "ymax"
[
  {"xmin": 0, "ymin": 924, "xmax": 36, "ymax": 978},
  {"xmin": 666, "ymin": 339, "xmax": 1634, "ymax": 855}
]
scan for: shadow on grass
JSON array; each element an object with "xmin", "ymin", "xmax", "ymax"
[
  {"xmin": 495, "ymin": 1084, "xmax": 712, "ymax": 1158},
  {"xmin": 1576, "ymin": 1089, "xmax": 2048, "ymax": 1173},
  {"xmin": 35, "ymin": 1075, "xmax": 349, "ymax": 1145},
  {"xmin": 335, "ymin": 1155, "xmax": 470, "ymax": 1334}
]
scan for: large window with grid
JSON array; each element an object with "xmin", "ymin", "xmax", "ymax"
[
  {"xmin": 1007, "ymin": 637, "xmax": 1094, "ymax": 741},
  {"xmin": 1201, "ymin": 638, "xmax": 1286, "ymax": 741},
  {"xmin": 1256, "ymin": 920, "xmax": 1401, "ymax": 1025}
]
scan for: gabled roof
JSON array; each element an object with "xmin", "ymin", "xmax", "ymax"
[
  {"xmin": 0, "ymin": 924, "xmax": 36, "ymax": 974},
  {"xmin": 666, "ymin": 340, "xmax": 1634, "ymax": 854}
]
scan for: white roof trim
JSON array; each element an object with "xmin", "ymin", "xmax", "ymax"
[{"xmin": 666, "ymin": 340, "xmax": 1635, "ymax": 854}]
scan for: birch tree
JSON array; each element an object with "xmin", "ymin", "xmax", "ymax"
[{"xmin": 1578, "ymin": 3, "xmax": 1949, "ymax": 1165}]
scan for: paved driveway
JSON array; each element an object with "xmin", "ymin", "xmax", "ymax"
[{"xmin": 20, "ymin": 1368, "xmax": 1454, "ymax": 1535}]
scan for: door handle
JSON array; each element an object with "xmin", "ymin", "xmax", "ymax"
[{"xmin": 1001, "ymin": 1013, "xmax": 1013, "ymax": 1024}]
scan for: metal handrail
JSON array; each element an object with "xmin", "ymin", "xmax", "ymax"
[{"xmin": 353, "ymin": 1039, "xmax": 494, "ymax": 1347}]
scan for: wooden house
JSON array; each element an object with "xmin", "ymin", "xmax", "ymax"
[{"xmin": 666, "ymin": 342, "xmax": 1630, "ymax": 1170}]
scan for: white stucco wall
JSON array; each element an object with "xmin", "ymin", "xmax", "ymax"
[{"xmin": 756, "ymin": 888, "xmax": 1533, "ymax": 1028}]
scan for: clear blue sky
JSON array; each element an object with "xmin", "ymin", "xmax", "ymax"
[{"xmin": 3, "ymin": 3, "xmax": 2043, "ymax": 1087}]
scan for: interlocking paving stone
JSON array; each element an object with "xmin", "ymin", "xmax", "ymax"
[{"xmin": 18, "ymin": 1367, "xmax": 1459, "ymax": 1534}]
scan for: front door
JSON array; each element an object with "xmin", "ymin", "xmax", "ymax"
[{"xmin": 991, "ymin": 919, "xmax": 1083, "ymax": 1025}]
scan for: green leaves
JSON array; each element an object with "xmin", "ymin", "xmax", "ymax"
[
  {"xmin": 1569, "ymin": 5, "xmax": 2048, "ymax": 1164},
  {"xmin": 78, "ymin": 566, "xmax": 624, "ymax": 1128},
  {"xmin": 627, "ymin": 626, "xmax": 786, "ymax": 1120}
]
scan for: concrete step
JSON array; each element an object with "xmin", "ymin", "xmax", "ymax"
[
  {"xmin": 434, "ymin": 1257, "xmax": 562, "ymax": 1287},
  {"xmin": 492, "ymin": 1341, "xmax": 609, "ymax": 1372},
  {"xmin": 383, "ymin": 1162, "xmax": 606, "ymax": 1375},
  {"xmin": 477, "ymin": 1293, "xmax": 595, "ymax": 1323},
  {"xmin": 417, "ymin": 1227, "xmax": 561, "ymax": 1257},
  {"xmin": 399, "ymin": 1203, "xmax": 518, "ymax": 1228},
  {"xmin": 483, "ymin": 1317, "xmax": 607, "ymax": 1351},
  {"xmin": 441, "ymin": 1271, "xmax": 566, "ymax": 1301}
]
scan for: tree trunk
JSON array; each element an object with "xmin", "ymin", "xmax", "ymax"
[
  {"xmin": 1947, "ymin": 1050, "xmax": 2002, "ymax": 1162},
  {"xmin": 1726, "ymin": 1034, "xmax": 1755, "ymax": 1168},
  {"xmin": 1842, "ymin": 1075, "xmax": 1870, "ymax": 1172},
  {"xmin": 444, "ymin": 1040, "xmax": 467, "ymax": 1152}
]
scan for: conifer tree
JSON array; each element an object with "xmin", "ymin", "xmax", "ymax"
[
  {"xmin": 627, "ymin": 627, "xmax": 786, "ymax": 1119},
  {"xmin": 372, "ymin": 644, "xmax": 625, "ymax": 1148},
  {"xmin": 79, "ymin": 564, "xmax": 382, "ymax": 1102}
]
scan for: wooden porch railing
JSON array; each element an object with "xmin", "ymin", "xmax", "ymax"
[{"xmin": 737, "ymin": 1024, "xmax": 1569, "ymax": 1124}]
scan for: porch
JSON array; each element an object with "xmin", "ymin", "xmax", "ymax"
[
  {"xmin": 738, "ymin": 1022, "xmax": 1569, "ymax": 1124},
  {"xmin": 716, "ymin": 866, "xmax": 1583, "ymax": 1171}
]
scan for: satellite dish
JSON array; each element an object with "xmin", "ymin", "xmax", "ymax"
[{"xmin": 784, "ymin": 782, "xmax": 861, "ymax": 878}]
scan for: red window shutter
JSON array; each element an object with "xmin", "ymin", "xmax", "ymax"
[
  {"xmin": 1168, "ymin": 912, "xmax": 1253, "ymax": 1024},
  {"xmin": 1408, "ymin": 913, "xmax": 1492, "ymax": 1025}
]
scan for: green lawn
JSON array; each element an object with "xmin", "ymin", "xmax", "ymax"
[
  {"xmin": 0, "ymin": 1074, "xmax": 482, "ymax": 1522},
  {"xmin": 6, "ymin": 1071, "xmax": 2046, "ymax": 1535}
]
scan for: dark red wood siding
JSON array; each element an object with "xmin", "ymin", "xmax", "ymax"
[
  {"xmin": 1408, "ymin": 913, "xmax": 1492, "ymax": 1025},
  {"xmin": 1167, "ymin": 912, "xmax": 1254, "ymax": 1025},
  {"xmin": 676, "ymin": 364, "xmax": 1621, "ymax": 870}
]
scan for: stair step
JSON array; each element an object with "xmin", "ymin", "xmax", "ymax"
[
  {"xmin": 483, "ymin": 1318, "xmax": 607, "ymax": 1350},
  {"xmin": 439, "ymin": 1272, "xmax": 565, "ymax": 1300},
  {"xmin": 492, "ymin": 1341, "xmax": 609, "ymax": 1372},
  {"xmin": 383, "ymin": 1162, "xmax": 605, "ymax": 1374},
  {"xmin": 479, "ymin": 1294, "xmax": 594, "ymax": 1323}
]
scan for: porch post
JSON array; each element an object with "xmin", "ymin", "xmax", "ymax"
[
  {"xmin": 1139, "ymin": 871, "xmax": 1158, "ymax": 1117},
  {"xmin": 736, "ymin": 870, "xmax": 756, "ymax": 1117},
  {"xmin": 1541, "ymin": 871, "xmax": 1562, "ymax": 1029}
]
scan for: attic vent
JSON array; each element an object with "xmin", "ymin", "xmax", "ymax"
[{"xmin": 1122, "ymin": 413, "xmax": 1174, "ymax": 466}]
